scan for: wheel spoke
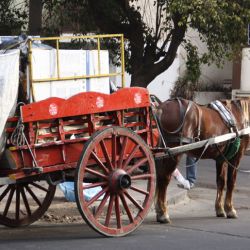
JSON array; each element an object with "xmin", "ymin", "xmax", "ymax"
[
  {"xmin": 124, "ymin": 190, "xmax": 144, "ymax": 211},
  {"xmin": 85, "ymin": 167, "xmax": 108, "ymax": 180},
  {"xmin": 75, "ymin": 127, "xmax": 156, "ymax": 236},
  {"xmin": 0, "ymin": 182, "xmax": 55, "ymax": 227},
  {"xmin": 105, "ymin": 194, "xmax": 115, "ymax": 227},
  {"xmin": 112, "ymin": 134, "xmax": 117, "ymax": 169},
  {"xmin": 30, "ymin": 182, "xmax": 49, "ymax": 193},
  {"xmin": 115, "ymin": 195, "xmax": 122, "ymax": 229},
  {"xmin": 3, "ymin": 187, "xmax": 15, "ymax": 217},
  {"xmin": 25, "ymin": 185, "xmax": 42, "ymax": 207},
  {"xmin": 131, "ymin": 174, "xmax": 153, "ymax": 180},
  {"xmin": 94, "ymin": 192, "xmax": 110, "ymax": 219},
  {"xmin": 15, "ymin": 186, "xmax": 20, "ymax": 221},
  {"xmin": 91, "ymin": 152, "xmax": 109, "ymax": 174},
  {"xmin": 100, "ymin": 140, "xmax": 113, "ymax": 170},
  {"xmin": 86, "ymin": 186, "xmax": 108, "ymax": 206},
  {"xmin": 126, "ymin": 157, "xmax": 148, "ymax": 174},
  {"xmin": 20, "ymin": 186, "xmax": 31, "ymax": 216},
  {"xmin": 118, "ymin": 136, "xmax": 128, "ymax": 168},
  {"xmin": 130, "ymin": 185, "xmax": 149, "ymax": 195},
  {"xmin": 82, "ymin": 181, "xmax": 107, "ymax": 190},
  {"xmin": 119, "ymin": 192, "xmax": 134, "ymax": 223},
  {"xmin": 122, "ymin": 144, "xmax": 140, "ymax": 170},
  {"xmin": 0, "ymin": 185, "xmax": 11, "ymax": 202}
]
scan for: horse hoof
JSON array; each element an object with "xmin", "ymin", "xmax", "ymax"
[
  {"xmin": 215, "ymin": 207, "xmax": 226, "ymax": 218},
  {"xmin": 226, "ymin": 211, "xmax": 238, "ymax": 219},
  {"xmin": 216, "ymin": 209, "xmax": 226, "ymax": 218},
  {"xmin": 216, "ymin": 212, "xmax": 226, "ymax": 218},
  {"xmin": 156, "ymin": 214, "xmax": 171, "ymax": 224}
]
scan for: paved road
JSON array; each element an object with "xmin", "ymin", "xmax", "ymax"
[
  {"xmin": 0, "ymin": 186, "xmax": 250, "ymax": 250},
  {"xmin": 0, "ymin": 156, "xmax": 250, "ymax": 249}
]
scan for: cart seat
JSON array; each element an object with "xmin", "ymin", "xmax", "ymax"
[{"xmin": 21, "ymin": 87, "xmax": 150, "ymax": 123}]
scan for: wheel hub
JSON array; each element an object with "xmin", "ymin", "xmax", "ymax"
[
  {"xmin": 109, "ymin": 169, "xmax": 131, "ymax": 193},
  {"xmin": 119, "ymin": 174, "xmax": 131, "ymax": 189}
]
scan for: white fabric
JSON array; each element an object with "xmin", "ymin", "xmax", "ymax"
[
  {"xmin": 86, "ymin": 50, "xmax": 110, "ymax": 94},
  {"xmin": 0, "ymin": 49, "xmax": 20, "ymax": 154},
  {"xmin": 32, "ymin": 49, "xmax": 109, "ymax": 101}
]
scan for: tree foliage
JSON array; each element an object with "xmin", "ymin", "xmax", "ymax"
[
  {"xmin": 0, "ymin": 1, "xmax": 28, "ymax": 35},
  {"xmin": 1, "ymin": 0, "xmax": 249, "ymax": 88},
  {"xmin": 41, "ymin": 0, "xmax": 250, "ymax": 87}
]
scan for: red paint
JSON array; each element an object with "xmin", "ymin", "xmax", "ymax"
[{"xmin": 21, "ymin": 87, "xmax": 150, "ymax": 123}]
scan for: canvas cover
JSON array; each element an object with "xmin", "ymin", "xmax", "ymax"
[{"xmin": 0, "ymin": 49, "xmax": 20, "ymax": 157}]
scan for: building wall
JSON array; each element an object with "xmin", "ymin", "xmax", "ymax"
[
  {"xmin": 179, "ymin": 29, "xmax": 232, "ymax": 87},
  {"xmin": 132, "ymin": 1, "xmax": 232, "ymax": 98}
]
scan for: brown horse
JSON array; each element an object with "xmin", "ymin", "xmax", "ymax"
[{"xmin": 154, "ymin": 98, "xmax": 250, "ymax": 223}]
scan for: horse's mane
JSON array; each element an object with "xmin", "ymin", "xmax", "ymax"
[{"xmin": 235, "ymin": 99, "xmax": 249, "ymax": 127}]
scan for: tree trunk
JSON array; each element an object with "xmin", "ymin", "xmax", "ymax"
[{"xmin": 28, "ymin": 0, "xmax": 43, "ymax": 35}]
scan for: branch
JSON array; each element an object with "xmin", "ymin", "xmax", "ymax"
[
  {"xmin": 152, "ymin": 14, "xmax": 187, "ymax": 77},
  {"xmin": 87, "ymin": 0, "xmax": 145, "ymax": 66}
]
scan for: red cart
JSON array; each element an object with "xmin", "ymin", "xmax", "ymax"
[
  {"xmin": 1, "ymin": 34, "xmax": 248, "ymax": 237},
  {"xmin": 1, "ymin": 83, "xmax": 158, "ymax": 236},
  {"xmin": 1, "ymin": 34, "xmax": 160, "ymax": 237}
]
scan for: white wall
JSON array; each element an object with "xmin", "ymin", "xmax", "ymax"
[
  {"xmin": 180, "ymin": 29, "xmax": 232, "ymax": 86},
  {"xmin": 113, "ymin": 52, "xmax": 180, "ymax": 102},
  {"xmin": 147, "ymin": 56, "xmax": 180, "ymax": 101}
]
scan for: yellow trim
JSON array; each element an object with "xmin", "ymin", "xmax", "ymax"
[
  {"xmin": 31, "ymin": 34, "xmax": 124, "ymax": 41},
  {"xmin": 121, "ymin": 35, "xmax": 125, "ymax": 88},
  {"xmin": 32, "ymin": 72, "xmax": 122, "ymax": 83},
  {"xmin": 8, "ymin": 174, "xmax": 16, "ymax": 180},
  {"xmin": 97, "ymin": 37, "xmax": 101, "ymax": 74},
  {"xmin": 56, "ymin": 39, "xmax": 60, "ymax": 78},
  {"xmin": 9, "ymin": 146, "xmax": 17, "ymax": 151},
  {"xmin": 28, "ymin": 34, "xmax": 125, "ymax": 101}
]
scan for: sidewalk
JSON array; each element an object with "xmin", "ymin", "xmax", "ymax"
[
  {"xmin": 39, "ymin": 179, "xmax": 188, "ymax": 224},
  {"xmin": 40, "ymin": 156, "xmax": 250, "ymax": 224}
]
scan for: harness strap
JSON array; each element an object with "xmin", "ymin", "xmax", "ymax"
[
  {"xmin": 165, "ymin": 98, "xmax": 193, "ymax": 134},
  {"xmin": 149, "ymin": 95, "xmax": 168, "ymax": 149},
  {"xmin": 193, "ymin": 103, "xmax": 202, "ymax": 141}
]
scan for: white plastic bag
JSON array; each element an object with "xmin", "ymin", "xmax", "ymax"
[{"xmin": 59, "ymin": 182, "xmax": 104, "ymax": 202}]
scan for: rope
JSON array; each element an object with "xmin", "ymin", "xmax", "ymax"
[
  {"xmin": 10, "ymin": 116, "xmax": 42, "ymax": 172},
  {"xmin": 215, "ymin": 143, "xmax": 250, "ymax": 174},
  {"xmin": 10, "ymin": 102, "xmax": 26, "ymax": 146},
  {"xmin": 10, "ymin": 119, "xmax": 25, "ymax": 146}
]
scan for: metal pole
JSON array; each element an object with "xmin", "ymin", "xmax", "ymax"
[{"xmin": 121, "ymin": 35, "xmax": 125, "ymax": 88}]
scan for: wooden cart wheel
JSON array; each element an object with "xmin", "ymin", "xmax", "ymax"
[
  {"xmin": 0, "ymin": 181, "xmax": 56, "ymax": 227},
  {"xmin": 75, "ymin": 127, "xmax": 156, "ymax": 237}
]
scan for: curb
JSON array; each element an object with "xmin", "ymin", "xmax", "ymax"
[{"xmin": 39, "ymin": 180, "xmax": 188, "ymax": 224}]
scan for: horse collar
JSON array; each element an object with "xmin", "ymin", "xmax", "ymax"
[{"xmin": 165, "ymin": 98, "xmax": 193, "ymax": 135}]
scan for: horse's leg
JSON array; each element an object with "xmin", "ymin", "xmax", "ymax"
[
  {"xmin": 155, "ymin": 157, "xmax": 179, "ymax": 224},
  {"xmin": 224, "ymin": 136, "xmax": 249, "ymax": 218},
  {"xmin": 215, "ymin": 161, "xmax": 227, "ymax": 217},
  {"xmin": 224, "ymin": 157, "xmax": 240, "ymax": 218}
]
